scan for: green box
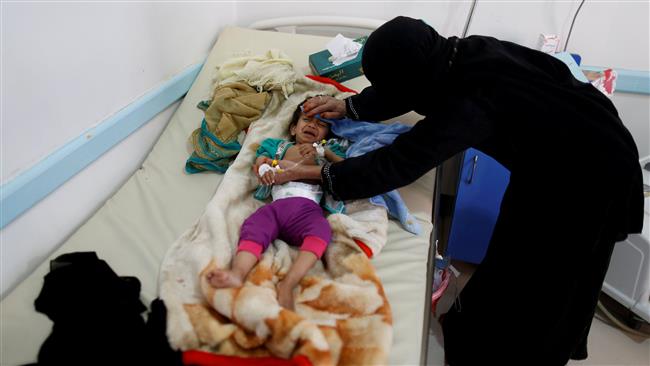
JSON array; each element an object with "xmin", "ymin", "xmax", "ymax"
[{"xmin": 308, "ymin": 36, "xmax": 368, "ymax": 83}]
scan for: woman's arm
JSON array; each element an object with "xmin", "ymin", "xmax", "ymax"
[
  {"xmin": 302, "ymin": 85, "xmax": 413, "ymax": 122},
  {"xmin": 323, "ymin": 98, "xmax": 494, "ymax": 200},
  {"xmin": 281, "ymin": 97, "xmax": 494, "ymax": 199},
  {"xmin": 273, "ymin": 162, "xmax": 322, "ymax": 185},
  {"xmin": 344, "ymin": 85, "xmax": 414, "ymax": 121}
]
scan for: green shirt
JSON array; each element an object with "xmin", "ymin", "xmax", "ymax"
[{"xmin": 256, "ymin": 138, "xmax": 347, "ymax": 160}]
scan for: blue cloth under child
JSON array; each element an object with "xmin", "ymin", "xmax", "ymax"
[{"xmin": 315, "ymin": 116, "xmax": 422, "ymax": 235}]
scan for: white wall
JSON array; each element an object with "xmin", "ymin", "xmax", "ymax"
[
  {"xmin": 1, "ymin": 103, "xmax": 178, "ymax": 297},
  {"xmin": 238, "ymin": 1, "xmax": 648, "ymax": 156},
  {"xmin": 1, "ymin": 2, "xmax": 236, "ymax": 297},
  {"xmin": 613, "ymin": 94, "xmax": 650, "ymax": 160},
  {"xmin": 1, "ymin": 1, "xmax": 648, "ymax": 297},
  {"xmin": 2, "ymin": 2, "xmax": 235, "ymax": 183},
  {"xmin": 235, "ymin": 1, "xmax": 473, "ymax": 37},
  {"xmin": 466, "ymin": 0, "xmax": 650, "ymax": 158},
  {"xmin": 569, "ymin": 1, "xmax": 650, "ymax": 158},
  {"xmin": 567, "ymin": 1, "xmax": 650, "ymax": 70}
]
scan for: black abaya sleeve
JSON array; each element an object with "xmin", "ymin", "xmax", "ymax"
[
  {"xmin": 345, "ymin": 85, "xmax": 413, "ymax": 121},
  {"xmin": 325, "ymin": 97, "xmax": 494, "ymax": 200}
]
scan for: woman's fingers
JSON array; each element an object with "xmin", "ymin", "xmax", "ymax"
[
  {"xmin": 273, "ymin": 168, "xmax": 295, "ymax": 185},
  {"xmin": 273, "ymin": 159, "xmax": 303, "ymax": 185},
  {"xmin": 278, "ymin": 159, "xmax": 298, "ymax": 171},
  {"xmin": 302, "ymin": 97, "xmax": 321, "ymax": 113},
  {"xmin": 302, "ymin": 96, "xmax": 327, "ymax": 115},
  {"xmin": 305, "ymin": 103, "xmax": 332, "ymax": 117},
  {"xmin": 303, "ymin": 96, "xmax": 334, "ymax": 116},
  {"xmin": 309, "ymin": 99, "xmax": 346, "ymax": 118}
]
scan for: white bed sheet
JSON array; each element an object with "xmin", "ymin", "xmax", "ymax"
[{"xmin": 0, "ymin": 27, "xmax": 433, "ymax": 366}]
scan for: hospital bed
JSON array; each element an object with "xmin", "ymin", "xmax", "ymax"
[{"xmin": 0, "ymin": 19, "xmax": 438, "ymax": 365}]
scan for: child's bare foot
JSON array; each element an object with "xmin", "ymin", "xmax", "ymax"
[
  {"xmin": 206, "ymin": 269, "xmax": 243, "ymax": 288},
  {"xmin": 277, "ymin": 281, "xmax": 295, "ymax": 310}
]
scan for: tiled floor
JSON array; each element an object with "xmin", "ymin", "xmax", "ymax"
[{"xmin": 424, "ymin": 262, "xmax": 650, "ymax": 366}]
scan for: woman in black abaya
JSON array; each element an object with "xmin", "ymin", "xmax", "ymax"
[{"xmin": 275, "ymin": 16, "xmax": 644, "ymax": 365}]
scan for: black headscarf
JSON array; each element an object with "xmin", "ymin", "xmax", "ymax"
[{"xmin": 361, "ymin": 16, "xmax": 457, "ymax": 111}]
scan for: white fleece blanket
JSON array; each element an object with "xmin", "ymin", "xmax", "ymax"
[{"xmin": 159, "ymin": 70, "xmax": 393, "ymax": 364}]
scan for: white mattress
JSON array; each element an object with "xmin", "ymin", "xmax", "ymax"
[{"xmin": 0, "ymin": 27, "xmax": 434, "ymax": 366}]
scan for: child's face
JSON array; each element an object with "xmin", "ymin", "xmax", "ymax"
[{"xmin": 291, "ymin": 112, "xmax": 330, "ymax": 144}]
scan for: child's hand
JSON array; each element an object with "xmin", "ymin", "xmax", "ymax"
[
  {"xmin": 297, "ymin": 143, "xmax": 317, "ymax": 160},
  {"xmin": 259, "ymin": 170, "xmax": 275, "ymax": 186},
  {"xmin": 324, "ymin": 148, "xmax": 344, "ymax": 163},
  {"xmin": 253, "ymin": 156, "xmax": 273, "ymax": 178}
]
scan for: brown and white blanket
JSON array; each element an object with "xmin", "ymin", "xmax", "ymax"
[{"xmin": 159, "ymin": 68, "xmax": 392, "ymax": 365}]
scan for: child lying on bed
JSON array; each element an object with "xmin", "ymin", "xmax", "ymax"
[{"xmin": 207, "ymin": 99, "xmax": 346, "ymax": 310}]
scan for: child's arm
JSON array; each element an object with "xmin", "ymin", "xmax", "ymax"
[
  {"xmin": 253, "ymin": 138, "xmax": 282, "ymax": 179},
  {"xmin": 253, "ymin": 156, "xmax": 273, "ymax": 175},
  {"xmin": 253, "ymin": 156, "xmax": 275, "ymax": 185},
  {"xmin": 324, "ymin": 148, "xmax": 344, "ymax": 163}
]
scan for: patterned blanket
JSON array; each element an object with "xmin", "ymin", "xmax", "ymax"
[{"xmin": 159, "ymin": 75, "xmax": 393, "ymax": 365}]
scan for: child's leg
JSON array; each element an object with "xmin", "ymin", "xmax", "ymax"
[
  {"xmin": 277, "ymin": 249, "xmax": 318, "ymax": 310},
  {"xmin": 277, "ymin": 234, "xmax": 330, "ymax": 310},
  {"xmin": 207, "ymin": 250, "xmax": 258, "ymax": 288},
  {"xmin": 208, "ymin": 204, "xmax": 279, "ymax": 288},
  {"xmin": 275, "ymin": 199, "xmax": 332, "ymax": 310}
]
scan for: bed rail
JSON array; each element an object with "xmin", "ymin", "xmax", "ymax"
[{"xmin": 249, "ymin": 16, "xmax": 386, "ymax": 34}]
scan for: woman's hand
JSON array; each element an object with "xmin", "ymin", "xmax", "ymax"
[
  {"xmin": 273, "ymin": 160, "xmax": 323, "ymax": 185},
  {"xmin": 273, "ymin": 160, "xmax": 301, "ymax": 185},
  {"xmin": 302, "ymin": 95, "xmax": 346, "ymax": 119}
]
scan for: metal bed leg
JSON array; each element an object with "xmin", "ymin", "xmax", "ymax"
[{"xmin": 419, "ymin": 165, "xmax": 443, "ymax": 365}]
